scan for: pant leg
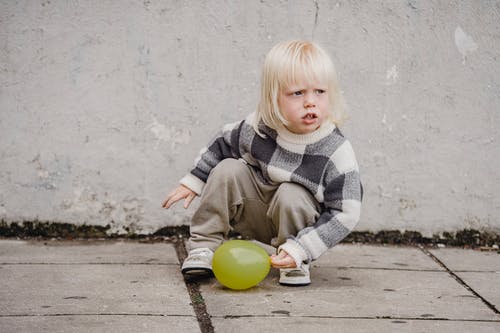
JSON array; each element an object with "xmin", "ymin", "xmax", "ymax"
[
  {"xmin": 188, "ymin": 158, "xmax": 321, "ymax": 252},
  {"xmin": 231, "ymin": 181, "xmax": 321, "ymax": 249},
  {"xmin": 266, "ymin": 182, "xmax": 321, "ymax": 248},
  {"xmin": 187, "ymin": 158, "xmax": 277, "ymax": 251}
]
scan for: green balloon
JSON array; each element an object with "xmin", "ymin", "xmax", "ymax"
[{"xmin": 212, "ymin": 240, "xmax": 271, "ymax": 290}]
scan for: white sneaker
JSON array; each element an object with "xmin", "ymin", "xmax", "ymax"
[
  {"xmin": 181, "ymin": 248, "xmax": 214, "ymax": 275},
  {"xmin": 279, "ymin": 264, "xmax": 311, "ymax": 286}
]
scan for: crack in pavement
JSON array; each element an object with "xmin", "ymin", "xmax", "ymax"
[
  {"xmin": 173, "ymin": 240, "xmax": 214, "ymax": 333},
  {"xmin": 216, "ymin": 314, "xmax": 500, "ymax": 322},
  {"xmin": 418, "ymin": 245, "xmax": 500, "ymax": 315},
  {"xmin": 0, "ymin": 313, "xmax": 194, "ymax": 318},
  {"xmin": 0, "ymin": 262, "xmax": 175, "ymax": 265},
  {"xmin": 314, "ymin": 266, "xmax": 444, "ymax": 272}
]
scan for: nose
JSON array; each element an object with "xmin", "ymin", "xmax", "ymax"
[{"xmin": 304, "ymin": 92, "xmax": 316, "ymax": 108}]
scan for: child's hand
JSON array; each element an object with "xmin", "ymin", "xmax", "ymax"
[
  {"xmin": 162, "ymin": 184, "xmax": 197, "ymax": 209},
  {"xmin": 270, "ymin": 250, "xmax": 297, "ymax": 269}
]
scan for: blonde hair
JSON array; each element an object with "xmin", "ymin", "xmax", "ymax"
[{"xmin": 254, "ymin": 40, "xmax": 346, "ymax": 134}]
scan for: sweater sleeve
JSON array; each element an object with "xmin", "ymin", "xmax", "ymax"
[
  {"xmin": 279, "ymin": 141, "xmax": 363, "ymax": 267},
  {"xmin": 180, "ymin": 120, "xmax": 243, "ymax": 194}
]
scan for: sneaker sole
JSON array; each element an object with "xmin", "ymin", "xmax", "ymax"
[
  {"xmin": 181, "ymin": 267, "xmax": 213, "ymax": 276},
  {"xmin": 279, "ymin": 281, "xmax": 311, "ymax": 287}
]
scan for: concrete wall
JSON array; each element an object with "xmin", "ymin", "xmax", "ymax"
[{"xmin": 1, "ymin": 0, "xmax": 499, "ymax": 236}]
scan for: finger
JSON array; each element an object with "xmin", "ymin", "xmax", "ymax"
[
  {"xmin": 162, "ymin": 194, "xmax": 177, "ymax": 208},
  {"xmin": 270, "ymin": 256, "xmax": 287, "ymax": 267},
  {"xmin": 162, "ymin": 197, "xmax": 172, "ymax": 208},
  {"xmin": 272, "ymin": 260, "xmax": 295, "ymax": 269},
  {"xmin": 161, "ymin": 198, "xmax": 174, "ymax": 208},
  {"xmin": 277, "ymin": 251, "xmax": 288, "ymax": 259},
  {"xmin": 162, "ymin": 190, "xmax": 178, "ymax": 208},
  {"xmin": 271, "ymin": 251, "xmax": 286, "ymax": 263},
  {"xmin": 183, "ymin": 193, "xmax": 196, "ymax": 209},
  {"xmin": 272, "ymin": 253, "xmax": 296, "ymax": 268},
  {"xmin": 163, "ymin": 193, "xmax": 185, "ymax": 209},
  {"xmin": 270, "ymin": 258, "xmax": 279, "ymax": 268},
  {"xmin": 271, "ymin": 260, "xmax": 291, "ymax": 269},
  {"xmin": 270, "ymin": 252, "xmax": 285, "ymax": 264}
]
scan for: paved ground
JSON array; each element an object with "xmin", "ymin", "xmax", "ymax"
[{"xmin": 0, "ymin": 238, "xmax": 498, "ymax": 332}]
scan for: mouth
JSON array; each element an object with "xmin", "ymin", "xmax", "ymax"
[{"xmin": 302, "ymin": 113, "xmax": 318, "ymax": 120}]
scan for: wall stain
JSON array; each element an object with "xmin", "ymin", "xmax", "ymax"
[
  {"xmin": 0, "ymin": 221, "xmax": 497, "ymax": 248},
  {"xmin": 398, "ymin": 198, "xmax": 417, "ymax": 217}
]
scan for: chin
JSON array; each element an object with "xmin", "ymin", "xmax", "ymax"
[{"xmin": 299, "ymin": 128, "xmax": 317, "ymax": 134}]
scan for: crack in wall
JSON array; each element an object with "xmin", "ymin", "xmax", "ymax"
[{"xmin": 312, "ymin": 0, "xmax": 319, "ymax": 39}]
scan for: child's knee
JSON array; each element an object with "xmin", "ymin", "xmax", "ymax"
[
  {"xmin": 269, "ymin": 183, "xmax": 320, "ymax": 243},
  {"xmin": 210, "ymin": 158, "xmax": 248, "ymax": 180},
  {"xmin": 272, "ymin": 183, "xmax": 320, "ymax": 218},
  {"xmin": 275, "ymin": 183, "xmax": 313, "ymax": 204}
]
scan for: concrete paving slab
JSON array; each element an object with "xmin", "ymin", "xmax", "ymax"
[
  {"xmin": 454, "ymin": 272, "xmax": 500, "ymax": 310},
  {"xmin": 428, "ymin": 248, "xmax": 500, "ymax": 312},
  {"xmin": 199, "ymin": 267, "xmax": 498, "ymax": 321},
  {"xmin": 0, "ymin": 264, "xmax": 193, "ymax": 316},
  {"xmin": 317, "ymin": 244, "xmax": 443, "ymax": 271},
  {"xmin": 0, "ymin": 240, "xmax": 200, "ymax": 332},
  {"xmin": 429, "ymin": 248, "xmax": 500, "ymax": 272},
  {"xmin": 0, "ymin": 315, "xmax": 200, "ymax": 333},
  {"xmin": 3, "ymin": 240, "xmax": 498, "ymax": 332},
  {"xmin": 0, "ymin": 240, "xmax": 179, "ymax": 264},
  {"xmin": 0, "ymin": 239, "xmax": 196, "ymax": 327},
  {"xmin": 211, "ymin": 317, "xmax": 500, "ymax": 333}
]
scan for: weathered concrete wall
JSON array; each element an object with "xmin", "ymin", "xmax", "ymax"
[{"xmin": 1, "ymin": 0, "xmax": 499, "ymax": 236}]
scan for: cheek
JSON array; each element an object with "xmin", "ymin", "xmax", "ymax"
[
  {"xmin": 280, "ymin": 99, "xmax": 296, "ymax": 113},
  {"xmin": 278, "ymin": 96, "xmax": 290, "ymax": 112},
  {"xmin": 319, "ymin": 98, "xmax": 331, "ymax": 111}
]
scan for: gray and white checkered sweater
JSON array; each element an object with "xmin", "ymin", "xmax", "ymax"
[{"xmin": 180, "ymin": 113, "xmax": 363, "ymax": 266}]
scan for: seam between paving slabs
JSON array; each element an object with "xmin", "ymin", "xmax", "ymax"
[
  {"xmin": 173, "ymin": 239, "xmax": 215, "ymax": 333},
  {"xmin": 0, "ymin": 314, "xmax": 193, "ymax": 318},
  {"xmin": 418, "ymin": 245, "xmax": 500, "ymax": 315},
  {"xmin": 214, "ymin": 314, "xmax": 500, "ymax": 323},
  {"xmin": 0, "ymin": 262, "xmax": 177, "ymax": 265}
]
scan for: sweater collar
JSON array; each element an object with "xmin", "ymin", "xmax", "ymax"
[{"xmin": 276, "ymin": 121, "xmax": 336, "ymax": 145}]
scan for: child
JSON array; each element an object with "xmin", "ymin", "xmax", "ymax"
[{"xmin": 162, "ymin": 40, "xmax": 362, "ymax": 286}]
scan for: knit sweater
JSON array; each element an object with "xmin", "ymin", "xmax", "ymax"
[{"xmin": 180, "ymin": 112, "xmax": 363, "ymax": 267}]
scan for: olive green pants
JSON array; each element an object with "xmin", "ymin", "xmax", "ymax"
[{"xmin": 187, "ymin": 158, "xmax": 320, "ymax": 252}]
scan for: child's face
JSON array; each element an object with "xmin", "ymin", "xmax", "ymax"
[{"xmin": 278, "ymin": 80, "xmax": 330, "ymax": 134}]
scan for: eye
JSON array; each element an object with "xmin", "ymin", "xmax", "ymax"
[
  {"xmin": 292, "ymin": 91, "xmax": 303, "ymax": 96},
  {"xmin": 315, "ymin": 89, "xmax": 326, "ymax": 94}
]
